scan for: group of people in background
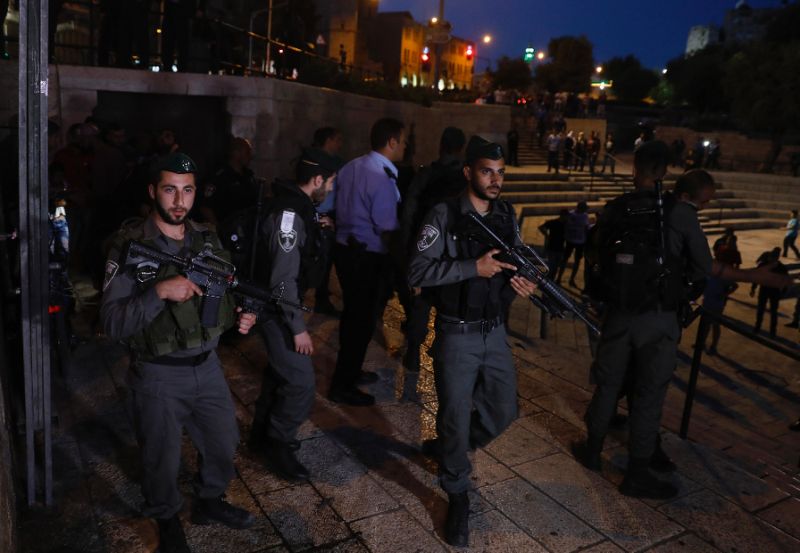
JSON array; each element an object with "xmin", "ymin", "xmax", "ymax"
[{"xmin": 545, "ymin": 129, "xmax": 616, "ymax": 175}]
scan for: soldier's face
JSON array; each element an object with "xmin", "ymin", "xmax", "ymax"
[
  {"xmin": 150, "ymin": 172, "xmax": 196, "ymax": 225},
  {"xmin": 465, "ymin": 158, "xmax": 505, "ymax": 201},
  {"xmin": 310, "ymin": 174, "xmax": 335, "ymax": 204}
]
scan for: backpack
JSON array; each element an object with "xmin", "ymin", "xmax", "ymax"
[
  {"xmin": 217, "ymin": 203, "xmax": 270, "ymax": 281},
  {"xmin": 586, "ymin": 191, "xmax": 684, "ymax": 313}
]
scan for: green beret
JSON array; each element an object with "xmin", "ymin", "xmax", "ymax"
[
  {"xmin": 465, "ymin": 135, "xmax": 504, "ymax": 164},
  {"xmin": 158, "ymin": 152, "xmax": 198, "ymax": 174}
]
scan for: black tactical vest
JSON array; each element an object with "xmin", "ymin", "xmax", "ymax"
[{"xmin": 431, "ymin": 198, "xmax": 518, "ymax": 321}]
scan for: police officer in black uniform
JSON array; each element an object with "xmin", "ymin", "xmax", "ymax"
[
  {"xmin": 201, "ymin": 137, "xmax": 259, "ymax": 226},
  {"xmin": 574, "ymin": 147, "xmax": 794, "ymax": 501},
  {"xmin": 248, "ymin": 149, "xmax": 337, "ymax": 481},
  {"xmin": 408, "ymin": 136, "xmax": 536, "ymax": 547},
  {"xmin": 400, "ymin": 127, "xmax": 467, "ymax": 374},
  {"xmin": 101, "ymin": 153, "xmax": 256, "ymax": 553}
]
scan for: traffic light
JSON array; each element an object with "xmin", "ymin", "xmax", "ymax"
[
  {"xmin": 465, "ymin": 45, "xmax": 474, "ymax": 62},
  {"xmin": 421, "ymin": 47, "xmax": 431, "ymax": 72},
  {"xmin": 524, "ymin": 47, "xmax": 535, "ymax": 62}
]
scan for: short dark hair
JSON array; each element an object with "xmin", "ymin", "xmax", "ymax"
[
  {"xmin": 439, "ymin": 127, "xmax": 466, "ymax": 155},
  {"xmin": 674, "ymin": 169, "xmax": 715, "ymax": 201},
  {"xmin": 370, "ymin": 118, "xmax": 404, "ymax": 151},
  {"xmin": 312, "ymin": 127, "xmax": 341, "ymax": 148},
  {"xmin": 634, "ymin": 140, "xmax": 669, "ymax": 179}
]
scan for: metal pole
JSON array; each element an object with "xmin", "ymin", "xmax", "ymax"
[
  {"xmin": 248, "ymin": 8, "xmax": 268, "ymax": 71},
  {"xmin": 265, "ymin": 0, "xmax": 273, "ymax": 73},
  {"xmin": 433, "ymin": 0, "xmax": 445, "ymax": 88},
  {"xmin": 680, "ymin": 314, "xmax": 709, "ymax": 440},
  {"xmin": 19, "ymin": 0, "xmax": 52, "ymax": 506}
]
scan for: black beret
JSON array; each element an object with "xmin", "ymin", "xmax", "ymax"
[
  {"xmin": 157, "ymin": 152, "xmax": 198, "ymax": 174},
  {"xmin": 465, "ymin": 135, "xmax": 504, "ymax": 164}
]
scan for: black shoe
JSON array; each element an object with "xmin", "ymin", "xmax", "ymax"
[
  {"xmin": 619, "ymin": 460, "xmax": 678, "ymax": 500},
  {"xmin": 265, "ymin": 440, "xmax": 310, "ymax": 482},
  {"xmin": 571, "ymin": 440, "xmax": 602, "ymax": 471},
  {"xmin": 790, "ymin": 419, "xmax": 800, "ymax": 432},
  {"xmin": 355, "ymin": 370, "xmax": 379, "ymax": 385},
  {"xmin": 785, "ymin": 321, "xmax": 799, "ymax": 328},
  {"xmin": 444, "ymin": 492, "xmax": 470, "ymax": 548},
  {"xmin": 609, "ymin": 413, "xmax": 628, "ymax": 428},
  {"xmin": 328, "ymin": 386, "xmax": 375, "ymax": 406},
  {"xmin": 192, "ymin": 496, "xmax": 256, "ymax": 529},
  {"xmin": 650, "ymin": 443, "xmax": 677, "ymax": 473},
  {"xmin": 706, "ymin": 346, "xmax": 718, "ymax": 356},
  {"xmin": 156, "ymin": 515, "xmax": 190, "ymax": 553},
  {"xmin": 314, "ymin": 300, "xmax": 340, "ymax": 317}
]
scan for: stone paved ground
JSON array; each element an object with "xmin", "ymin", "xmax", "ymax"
[{"xmin": 18, "ymin": 170, "xmax": 800, "ymax": 553}]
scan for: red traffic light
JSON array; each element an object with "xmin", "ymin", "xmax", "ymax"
[
  {"xmin": 421, "ymin": 46, "xmax": 430, "ymax": 63},
  {"xmin": 466, "ymin": 45, "xmax": 474, "ymax": 61}
]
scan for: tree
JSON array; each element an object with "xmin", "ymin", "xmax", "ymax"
[
  {"xmin": 534, "ymin": 35, "xmax": 594, "ymax": 93},
  {"xmin": 664, "ymin": 45, "xmax": 729, "ymax": 113},
  {"xmin": 603, "ymin": 55, "xmax": 659, "ymax": 103},
  {"xmin": 489, "ymin": 56, "xmax": 532, "ymax": 91},
  {"xmin": 724, "ymin": 41, "xmax": 800, "ymax": 170}
]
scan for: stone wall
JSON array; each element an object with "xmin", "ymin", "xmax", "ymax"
[
  {"xmin": 656, "ymin": 125, "xmax": 800, "ymax": 175},
  {"xmin": 1, "ymin": 63, "xmax": 511, "ymax": 180}
]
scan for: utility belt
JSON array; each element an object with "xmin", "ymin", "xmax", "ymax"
[
  {"xmin": 435, "ymin": 314, "xmax": 503, "ymax": 335},
  {"xmin": 148, "ymin": 351, "xmax": 211, "ymax": 367}
]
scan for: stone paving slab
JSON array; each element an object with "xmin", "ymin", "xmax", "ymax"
[
  {"xmin": 480, "ymin": 476, "xmax": 602, "ymax": 552},
  {"xmin": 349, "ymin": 510, "xmax": 446, "ymax": 553},
  {"xmin": 658, "ymin": 490, "xmax": 800, "ymax": 553},
  {"xmin": 514, "ymin": 453, "xmax": 684, "ymax": 551}
]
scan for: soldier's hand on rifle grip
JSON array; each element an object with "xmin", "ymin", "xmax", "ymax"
[
  {"xmin": 236, "ymin": 308, "xmax": 257, "ymax": 335},
  {"xmin": 155, "ymin": 276, "xmax": 204, "ymax": 302},
  {"xmin": 294, "ymin": 331, "xmax": 314, "ymax": 356},
  {"xmin": 510, "ymin": 275, "xmax": 537, "ymax": 298},
  {"xmin": 476, "ymin": 248, "xmax": 517, "ymax": 278}
]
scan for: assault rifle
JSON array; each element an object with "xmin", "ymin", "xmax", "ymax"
[
  {"xmin": 122, "ymin": 239, "xmax": 310, "ymax": 327},
  {"xmin": 464, "ymin": 212, "xmax": 601, "ymax": 337}
]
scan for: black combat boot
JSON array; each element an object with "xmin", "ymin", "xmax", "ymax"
[
  {"xmin": 192, "ymin": 496, "xmax": 256, "ymax": 529},
  {"xmin": 421, "ymin": 437, "xmax": 442, "ymax": 459},
  {"xmin": 265, "ymin": 439, "xmax": 310, "ymax": 482},
  {"xmin": 444, "ymin": 492, "xmax": 470, "ymax": 547},
  {"xmin": 619, "ymin": 457, "xmax": 678, "ymax": 500},
  {"xmin": 571, "ymin": 435, "xmax": 603, "ymax": 472},
  {"xmin": 650, "ymin": 438, "xmax": 677, "ymax": 473},
  {"xmin": 156, "ymin": 515, "xmax": 191, "ymax": 553}
]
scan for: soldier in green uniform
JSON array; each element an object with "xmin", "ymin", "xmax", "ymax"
[
  {"xmin": 408, "ymin": 136, "xmax": 537, "ymax": 547},
  {"xmin": 101, "ymin": 153, "xmax": 257, "ymax": 553},
  {"xmin": 248, "ymin": 148, "xmax": 337, "ymax": 481}
]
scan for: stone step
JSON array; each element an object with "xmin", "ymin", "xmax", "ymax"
[
  {"xmin": 504, "ymin": 191, "xmax": 603, "ymax": 203},
  {"xmin": 731, "ymin": 198, "xmax": 798, "ymax": 212},
  {"xmin": 715, "ymin": 186, "xmax": 798, "ymax": 203},
  {"xmin": 514, "ymin": 201, "xmax": 605, "ymax": 218},
  {"xmin": 505, "ymin": 173, "xmax": 570, "ymax": 182},
  {"xmin": 701, "ymin": 218, "xmax": 785, "ymax": 234},
  {"xmin": 502, "ymin": 182, "xmax": 585, "ymax": 192}
]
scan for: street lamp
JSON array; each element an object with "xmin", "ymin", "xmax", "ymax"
[
  {"xmin": 596, "ymin": 65, "xmax": 603, "ymax": 74},
  {"xmin": 482, "ymin": 34, "xmax": 492, "ymax": 44},
  {"xmin": 431, "ymin": 17, "xmax": 439, "ymax": 24},
  {"xmin": 536, "ymin": 51, "xmax": 545, "ymax": 60}
]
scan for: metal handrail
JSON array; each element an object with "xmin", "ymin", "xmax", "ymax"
[{"xmin": 679, "ymin": 306, "xmax": 800, "ymax": 439}]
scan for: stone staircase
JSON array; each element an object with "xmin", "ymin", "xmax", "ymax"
[{"xmin": 512, "ymin": 142, "xmax": 794, "ymax": 238}]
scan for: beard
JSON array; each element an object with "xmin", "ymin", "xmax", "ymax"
[
  {"xmin": 470, "ymin": 180, "xmax": 501, "ymax": 202},
  {"xmin": 154, "ymin": 201, "xmax": 187, "ymax": 225}
]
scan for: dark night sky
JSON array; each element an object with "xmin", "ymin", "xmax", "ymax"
[{"xmin": 378, "ymin": 0, "xmax": 781, "ymax": 69}]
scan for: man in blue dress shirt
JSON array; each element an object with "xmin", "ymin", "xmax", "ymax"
[{"xmin": 328, "ymin": 118, "xmax": 406, "ymax": 406}]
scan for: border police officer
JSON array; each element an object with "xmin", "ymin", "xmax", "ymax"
[
  {"xmin": 408, "ymin": 136, "xmax": 536, "ymax": 547},
  {"xmin": 101, "ymin": 153, "xmax": 256, "ymax": 553},
  {"xmin": 575, "ymin": 147, "xmax": 794, "ymax": 500},
  {"xmin": 249, "ymin": 149, "xmax": 337, "ymax": 481}
]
